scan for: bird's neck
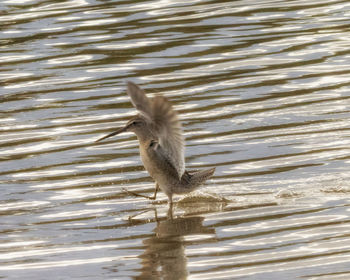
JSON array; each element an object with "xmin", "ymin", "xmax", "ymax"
[{"xmin": 134, "ymin": 128, "xmax": 156, "ymax": 144}]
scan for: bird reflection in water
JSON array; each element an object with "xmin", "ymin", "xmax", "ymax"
[{"xmin": 135, "ymin": 212, "xmax": 215, "ymax": 280}]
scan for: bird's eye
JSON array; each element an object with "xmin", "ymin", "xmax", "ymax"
[{"xmin": 149, "ymin": 140, "xmax": 157, "ymax": 147}]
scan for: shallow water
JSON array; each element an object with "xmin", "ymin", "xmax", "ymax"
[{"xmin": 1, "ymin": 0, "xmax": 350, "ymax": 279}]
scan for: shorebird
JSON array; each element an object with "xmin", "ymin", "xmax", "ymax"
[{"xmin": 96, "ymin": 82, "xmax": 215, "ymax": 204}]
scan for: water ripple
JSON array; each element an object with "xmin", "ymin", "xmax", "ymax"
[{"xmin": 2, "ymin": 0, "xmax": 350, "ymax": 279}]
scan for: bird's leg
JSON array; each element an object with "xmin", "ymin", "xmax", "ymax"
[
  {"xmin": 167, "ymin": 194, "xmax": 174, "ymax": 220},
  {"xmin": 122, "ymin": 183, "xmax": 159, "ymax": 200},
  {"xmin": 169, "ymin": 193, "xmax": 173, "ymax": 205},
  {"xmin": 151, "ymin": 183, "xmax": 159, "ymax": 200},
  {"xmin": 167, "ymin": 203, "xmax": 174, "ymax": 220}
]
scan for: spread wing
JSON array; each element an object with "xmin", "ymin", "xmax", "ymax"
[
  {"xmin": 126, "ymin": 81, "xmax": 152, "ymax": 121},
  {"xmin": 152, "ymin": 95, "xmax": 185, "ymax": 177},
  {"xmin": 126, "ymin": 81, "xmax": 185, "ymax": 177}
]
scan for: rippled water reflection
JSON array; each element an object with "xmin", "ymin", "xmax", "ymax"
[{"xmin": 2, "ymin": 0, "xmax": 350, "ymax": 279}]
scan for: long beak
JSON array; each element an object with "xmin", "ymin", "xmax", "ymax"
[{"xmin": 95, "ymin": 126, "xmax": 127, "ymax": 142}]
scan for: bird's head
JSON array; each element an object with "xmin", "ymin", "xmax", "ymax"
[{"xmin": 95, "ymin": 115, "xmax": 149, "ymax": 142}]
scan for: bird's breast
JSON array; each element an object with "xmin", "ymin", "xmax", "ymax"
[
  {"xmin": 139, "ymin": 143, "xmax": 179, "ymax": 188},
  {"xmin": 139, "ymin": 146, "xmax": 157, "ymax": 176}
]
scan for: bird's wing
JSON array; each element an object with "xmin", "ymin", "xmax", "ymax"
[
  {"xmin": 152, "ymin": 95, "xmax": 185, "ymax": 178},
  {"xmin": 126, "ymin": 81, "xmax": 152, "ymax": 121}
]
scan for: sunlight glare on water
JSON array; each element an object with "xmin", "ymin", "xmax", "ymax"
[{"xmin": 1, "ymin": 0, "xmax": 350, "ymax": 279}]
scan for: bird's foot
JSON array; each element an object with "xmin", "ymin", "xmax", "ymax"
[{"xmin": 122, "ymin": 187, "xmax": 157, "ymax": 200}]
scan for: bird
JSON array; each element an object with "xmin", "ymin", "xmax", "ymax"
[{"xmin": 96, "ymin": 81, "xmax": 215, "ymax": 204}]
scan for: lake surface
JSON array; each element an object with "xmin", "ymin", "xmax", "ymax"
[{"xmin": 1, "ymin": 0, "xmax": 350, "ymax": 279}]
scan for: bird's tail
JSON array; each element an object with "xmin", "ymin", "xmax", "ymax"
[{"xmin": 179, "ymin": 167, "xmax": 215, "ymax": 193}]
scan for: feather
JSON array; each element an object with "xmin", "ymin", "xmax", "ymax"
[
  {"xmin": 152, "ymin": 95, "xmax": 185, "ymax": 177},
  {"xmin": 126, "ymin": 82, "xmax": 185, "ymax": 178},
  {"xmin": 126, "ymin": 81, "xmax": 152, "ymax": 121}
]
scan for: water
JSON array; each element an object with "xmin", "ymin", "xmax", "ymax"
[{"xmin": 1, "ymin": 0, "xmax": 350, "ymax": 279}]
